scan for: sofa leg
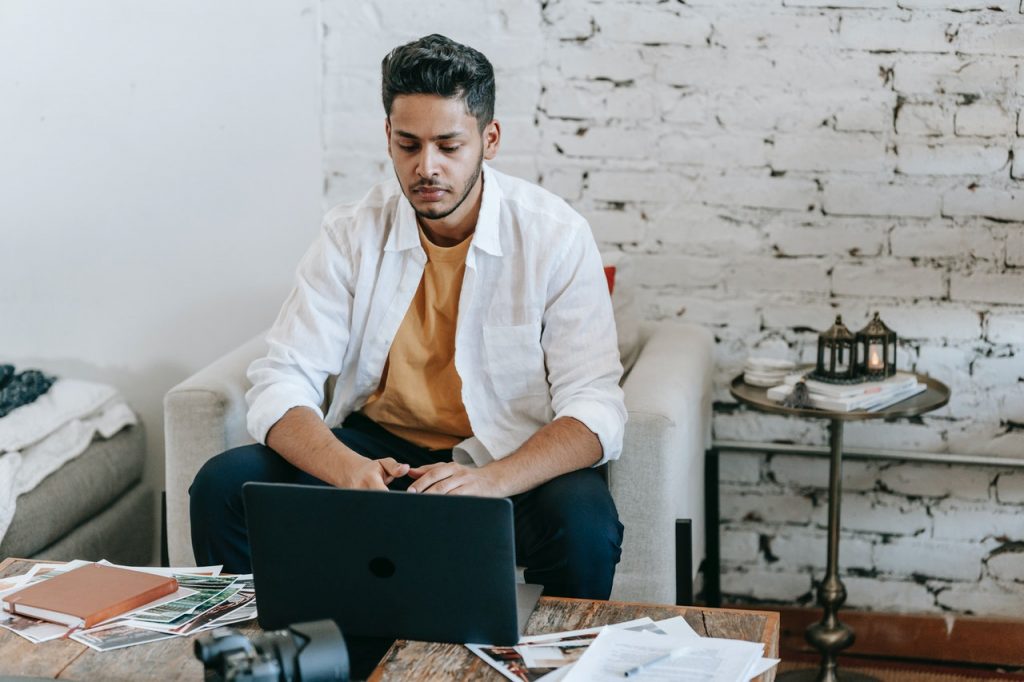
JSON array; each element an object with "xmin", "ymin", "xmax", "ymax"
[
  {"xmin": 675, "ymin": 519, "xmax": 694, "ymax": 605},
  {"xmin": 704, "ymin": 447, "xmax": 721, "ymax": 607},
  {"xmin": 160, "ymin": 490, "xmax": 169, "ymax": 568}
]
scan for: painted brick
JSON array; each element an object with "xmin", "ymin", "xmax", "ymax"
[
  {"xmin": 839, "ymin": 17, "xmax": 955, "ymax": 54},
  {"xmin": 994, "ymin": 384, "xmax": 1024, "ymax": 423},
  {"xmin": 774, "ymin": 532, "xmax": 875, "ymax": 571},
  {"xmin": 890, "ymin": 223, "xmax": 1003, "ymax": 261},
  {"xmin": 842, "ymin": 576, "xmax": 936, "ymax": 612},
  {"xmin": 766, "ymin": 222, "xmax": 887, "ymax": 258},
  {"xmin": 720, "ymin": 453, "xmax": 762, "ymax": 485},
  {"xmin": 894, "ymin": 56, "xmax": 1019, "ymax": 96},
  {"xmin": 897, "ymin": 0, "xmax": 1016, "ymax": 8},
  {"xmin": 728, "ymin": 259, "xmax": 832, "ymax": 295},
  {"xmin": 832, "ymin": 262, "xmax": 945, "ymax": 299},
  {"xmin": 931, "ymin": 503, "xmax": 1024, "ymax": 541},
  {"xmin": 772, "ymin": 455, "xmax": 882, "ymax": 493},
  {"xmin": 897, "ymin": 104, "xmax": 953, "ymax": 137},
  {"xmin": 699, "ymin": 175, "xmax": 819, "ymax": 212},
  {"xmin": 785, "ymin": 0, "xmax": 892, "ymax": 7},
  {"xmin": 642, "ymin": 294, "xmax": 761, "ymax": 333},
  {"xmin": 721, "ymin": 529, "xmax": 761, "ymax": 563},
  {"xmin": 896, "ymin": 142, "xmax": 1008, "ymax": 176},
  {"xmin": 549, "ymin": 44, "xmax": 653, "ymax": 82},
  {"xmin": 630, "ymin": 254, "xmax": 725, "ymax": 289},
  {"xmin": 914, "ymin": 345, "xmax": 973, "ymax": 393},
  {"xmin": 844, "ymin": 419, "xmax": 948, "ymax": 452},
  {"xmin": 649, "ymin": 204, "xmax": 765, "ymax": 253},
  {"xmin": 824, "ymin": 181, "xmax": 941, "ymax": 218},
  {"xmin": 943, "ymin": 186, "xmax": 1024, "ymax": 221},
  {"xmin": 541, "ymin": 2, "xmax": 594, "ymax": 40},
  {"xmin": 541, "ymin": 167, "xmax": 584, "ymax": 202},
  {"xmin": 658, "ymin": 91, "xmax": 710, "ymax": 126},
  {"xmin": 957, "ymin": 23, "xmax": 1024, "ymax": 59},
  {"xmin": 834, "ymin": 493, "xmax": 931, "ymax": 536},
  {"xmin": 591, "ymin": 4, "xmax": 712, "ymax": 46},
  {"xmin": 996, "ymin": 471, "xmax": 1024, "ymax": 504},
  {"xmin": 1007, "ymin": 226, "xmax": 1024, "ymax": 267},
  {"xmin": 988, "ymin": 313, "xmax": 1024, "ymax": 344},
  {"xmin": 955, "ymin": 104, "xmax": 1016, "ymax": 137},
  {"xmin": 551, "ymin": 126, "xmax": 654, "ymax": 159},
  {"xmin": 872, "ymin": 303, "xmax": 983, "ymax": 339},
  {"xmin": 1014, "ymin": 143, "xmax": 1024, "ymax": 180},
  {"xmin": 586, "ymin": 209, "xmax": 646, "ymax": 244},
  {"xmin": 541, "ymin": 82, "xmax": 656, "ymax": 121},
  {"xmin": 772, "ymin": 133, "xmax": 890, "ymax": 173},
  {"xmin": 586, "ymin": 169, "xmax": 694, "ymax": 203},
  {"xmin": 987, "ymin": 548, "xmax": 1024, "ymax": 582},
  {"xmin": 951, "ymin": 271, "xmax": 1024, "ymax": 305},
  {"xmin": 973, "ymin": 355, "xmax": 1024, "ymax": 387},
  {"xmin": 835, "ymin": 97, "xmax": 895, "ymax": 133},
  {"xmin": 762, "ymin": 302, "xmax": 865, "ymax": 331},
  {"xmin": 661, "ymin": 134, "xmax": 770, "ymax": 169},
  {"xmin": 712, "ymin": 14, "xmax": 838, "ymax": 51},
  {"xmin": 720, "ymin": 568, "xmax": 813, "ymax": 602},
  {"xmin": 875, "ymin": 537, "xmax": 989, "ymax": 581},
  {"xmin": 714, "ymin": 413, "xmax": 826, "ymax": 448},
  {"xmin": 720, "ymin": 489, "xmax": 815, "ymax": 525},
  {"xmin": 936, "ymin": 581, "xmax": 1024, "ymax": 617},
  {"xmin": 880, "ymin": 463, "xmax": 993, "ymax": 501}
]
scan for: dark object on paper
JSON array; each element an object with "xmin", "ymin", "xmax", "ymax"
[
  {"xmin": 782, "ymin": 381, "xmax": 813, "ymax": 409},
  {"xmin": 195, "ymin": 619, "xmax": 349, "ymax": 682},
  {"xmin": 2, "ymin": 563, "xmax": 178, "ymax": 629}
]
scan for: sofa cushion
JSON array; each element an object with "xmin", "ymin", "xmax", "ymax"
[{"xmin": 0, "ymin": 424, "xmax": 145, "ymax": 559}]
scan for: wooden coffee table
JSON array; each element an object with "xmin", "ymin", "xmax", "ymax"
[{"xmin": 0, "ymin": 557, "xmax": 779, "ymax": 681}]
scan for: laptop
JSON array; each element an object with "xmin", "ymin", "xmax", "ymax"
[{"xmin": 243, "ymin": 483, "xmax": 543, "ymax": 645}]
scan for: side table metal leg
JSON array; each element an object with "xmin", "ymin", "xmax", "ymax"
[
  {"xmin": 780, "ymin": 420, "xmax": 876, "ymax": 682},
  {"xmin": 704, "ymin": 447, "xmax": 721, "ymax": 607}
]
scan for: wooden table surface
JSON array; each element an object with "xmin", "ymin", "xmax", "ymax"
[{"xmin": 0, "ymin": 558, "xmax": 779, "ymax": 681}]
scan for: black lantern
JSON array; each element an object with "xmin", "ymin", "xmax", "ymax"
[
  {"xmin": 810, "ymin": 315, "xmax": 858, "ymax": 384},
  {"xmin": 857, "ymin": 312, "xmax": 897, "ymax": 379}
]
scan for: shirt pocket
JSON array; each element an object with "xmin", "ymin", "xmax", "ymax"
[{"xmin": 482, "ymin": 322, "xmax": 549, "ymax": 400}]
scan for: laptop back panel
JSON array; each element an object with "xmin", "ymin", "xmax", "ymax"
[{"xmin": 243, "ymin": 483, "xmax": 521, "ymax": 645}]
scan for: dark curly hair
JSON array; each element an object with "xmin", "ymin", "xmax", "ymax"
[{"xmin": 381, "ymin": 34, "xmax": 495, "ymax": 132}]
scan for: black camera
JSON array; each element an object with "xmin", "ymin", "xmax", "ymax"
[{"xmin": 194, "ymin": 619, "xmax": 349, "ymax": 682}]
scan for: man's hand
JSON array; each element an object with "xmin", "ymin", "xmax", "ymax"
[
  {"xmin": 407, "ymin": 462, "xmax": 505, "ymax": 497},
  {"xmin": 337, "ymin": 456, "xmax": 410, "ymax": 491}
]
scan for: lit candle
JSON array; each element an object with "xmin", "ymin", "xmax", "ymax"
[{"xmin": 867, "ymin": 344, "xmax": 883, "ymax": 371}]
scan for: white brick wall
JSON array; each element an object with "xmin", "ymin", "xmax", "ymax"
[{"xmin": 322, "ymin": 0, "xmax": 1024, "ymax": 616}]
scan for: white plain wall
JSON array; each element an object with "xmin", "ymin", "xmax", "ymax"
[{"xmin": 0, "ymin": 0, "xmax": 323, "ymax": 550}]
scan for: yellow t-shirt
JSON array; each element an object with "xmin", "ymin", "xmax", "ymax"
[{"xmin": 361, "ymin": 228, "xmax": 474, "ymax": 449}]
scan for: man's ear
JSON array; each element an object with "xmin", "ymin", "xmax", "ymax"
[
  {"xmin": 482, "ymin": 119, "xmax": 501, "ymax": 161},
  {"xmin": 384, "ymin": 117, "xmax": 392, "ymax": 159}
]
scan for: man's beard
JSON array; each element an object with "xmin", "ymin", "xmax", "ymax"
[{"xmin": 405, "ymin": 153, "xmax": 483, "ymax": 221}]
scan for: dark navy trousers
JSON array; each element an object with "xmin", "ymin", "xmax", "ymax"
[{"xmin": 189, "ymin": 412, "xmax": 624, "ymax": 600}]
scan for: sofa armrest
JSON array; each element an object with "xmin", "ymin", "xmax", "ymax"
[
  {"xmin": 609, "ymin": 321, "xmax": 714, "ymax": 604},
  {"xmin": 164, "ymin": 334, "xmax": 266, "ymax": 566}
]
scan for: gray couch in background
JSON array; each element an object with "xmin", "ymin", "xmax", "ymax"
[{"xmin": 0, "ymin": 423, "xmax": 154, "ymax": 564}]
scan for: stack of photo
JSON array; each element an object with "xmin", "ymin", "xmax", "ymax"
[
  {"xmin": 0, "ymin": 559, "xmax": 256, "ymax": 651},
  {"xmin": 767, "ymin": 372, "xmax": 927, "ymax": 412}
]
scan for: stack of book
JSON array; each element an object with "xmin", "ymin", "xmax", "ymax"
[{"xmin": 768, "ymin": 372, "xmax": 926, "ymax": 412}]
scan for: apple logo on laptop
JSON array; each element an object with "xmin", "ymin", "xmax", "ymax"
[{"xmin": 369, "ymin": 556, "xmax": 396, "ymax": 578}]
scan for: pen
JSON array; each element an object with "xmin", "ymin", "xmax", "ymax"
[{"xmin": 623, "ymin": 645, "xmax": 691, "ymax": 677}]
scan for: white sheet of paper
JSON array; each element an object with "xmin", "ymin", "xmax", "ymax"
[{"xmin": 562, "ymin": 627, "xmax": 764, "ymax": 682}]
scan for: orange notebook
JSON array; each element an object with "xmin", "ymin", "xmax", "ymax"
[{"xmin": 2, "ymin": 563, "xmax": 178, "ymax": 629}]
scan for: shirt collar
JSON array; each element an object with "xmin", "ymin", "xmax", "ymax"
[{"xmin": 386, "ymin": 162, "xmax": 503, "ymax": 257}]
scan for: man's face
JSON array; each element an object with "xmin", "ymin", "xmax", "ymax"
[{"xmin": 386, "ymin": 94, "xmax": 499, "ymax": 225}]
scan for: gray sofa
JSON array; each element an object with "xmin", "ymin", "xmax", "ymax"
[
  {"xmin": 0, "ymin": 423, "xmax": 153, "ymax": 564},
  {"xmin": 165, "ymin": 321, "xmax": 713, "ymax": 604}
]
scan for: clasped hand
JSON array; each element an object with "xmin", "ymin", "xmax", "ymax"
[{"xmin": 342, "ymin": 456, "xmax": 502, "ymax": 497}]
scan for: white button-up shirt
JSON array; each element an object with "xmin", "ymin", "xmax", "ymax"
[{"xmin": 246, "ymin": 164, "xmax": 626, "ymax": 467}]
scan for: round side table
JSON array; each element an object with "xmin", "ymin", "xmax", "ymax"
[{"xmin": 730, "ymin": 370, "xmax": 950, "ymax": 682}]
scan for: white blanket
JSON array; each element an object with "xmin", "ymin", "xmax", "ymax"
[{"xmin": 0, "ymin": 379, "xmax": 137, "ymax": 545}]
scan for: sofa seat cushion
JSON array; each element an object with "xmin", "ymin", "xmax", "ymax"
[{"xmin": 0, "ymin": 424, "xmax": 145, "ymax": 559}]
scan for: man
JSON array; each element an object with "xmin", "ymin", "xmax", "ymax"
[{"xmin": 190, "ymin": 34, "xmax": 626, "ymax": 601}]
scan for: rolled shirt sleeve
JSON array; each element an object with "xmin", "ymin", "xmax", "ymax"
[
  {"xmin": 245, "ymin": 223, "xmax": 355, "ymax": 445},
  {"xmin": 541, "ymin": 220, "xmax": 627, "ymax": 466}
]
